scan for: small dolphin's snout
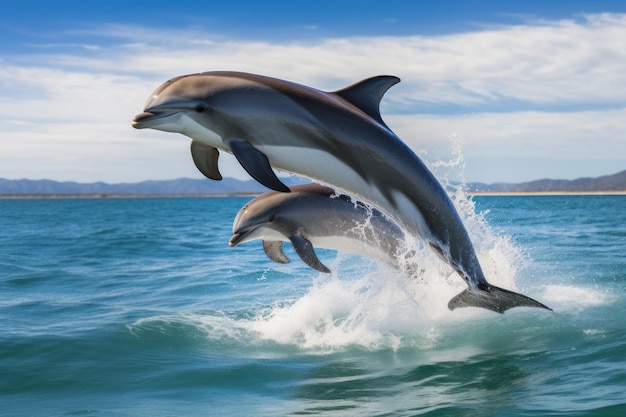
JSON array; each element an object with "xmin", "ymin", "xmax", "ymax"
[{"xmin": 229, "ymin": 234, "xmax": 242, "ymax": 246}]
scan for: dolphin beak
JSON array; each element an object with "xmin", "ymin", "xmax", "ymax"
[
  {"xmin": 230, "ymin": 223, "xmax": 264, "ymax": 246},
  {"xmin": 229, "ymin": 233, "xmax": 243, "ymax": 246},
  {"xmin": 131, "ymin": 112, "xmax": 155, "ymax": 129}
]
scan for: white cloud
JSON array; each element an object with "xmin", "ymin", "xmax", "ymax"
[
  {"xmin": 1, "ymin": 13, "xmax": 625, "ymax": 183},
  {"xmin": 39, "ymin": 13, "xmax": 625, "ymax": 106},
  {"xmin": 388, "ymin": 108, "xmax": 626, "ymax": 159}
]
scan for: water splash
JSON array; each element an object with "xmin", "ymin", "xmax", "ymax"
[
  {"xmin": 250, "ymin": 261, "xmax": 422, "ymax": 351},
  {"xmin": 541, "ymin": 284, "xmax": 616, "ymax": 310},
  {"xmin": 419, "ymin": 137, "xmax": 525, "ymax": 295}
]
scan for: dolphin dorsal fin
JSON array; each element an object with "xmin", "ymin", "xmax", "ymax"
[{"xmin": 332, "ymin": 75, "xmax": 400, "ymax": 128}]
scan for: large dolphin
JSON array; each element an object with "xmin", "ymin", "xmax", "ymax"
[
  {"xmin": 132, "ymin": 71, "xmax": 550, "ymax": 313},
  {"xmin": 229, "ymin": 183, "xmax": 413, "ymax": 275}
]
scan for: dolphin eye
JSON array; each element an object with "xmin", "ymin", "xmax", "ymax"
[
  {"xmin": 268, "ymin": 215, "xmax": 276, "ymax": 223},
  {"xmin": 195, "ymin": 104, "xmax": 207, "ymax": 113}
]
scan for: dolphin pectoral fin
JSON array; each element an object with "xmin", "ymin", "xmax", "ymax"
[
  {"xmin": 332, "ymin": 75, "xmax": 400, "ymax": 128},
  {"xmin": 262, "ymin": 240, "xmax": 291, "ymax": 264},
  {"xmin": 448, "ymin": 285, "xmax": 552, "ymax": 314},
  {"xmin": 190, "ymin": 140, "xmax": 223, "ymax": 180},
  {"xmin": 227, "ymin": 139, "xmax": 290, "ymax": 192},
  {"xmin": 289, "ymin": 234, "xmax": 331, "ymax": 273}
]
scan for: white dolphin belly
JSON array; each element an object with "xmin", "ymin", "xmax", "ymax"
[
  {"xmin": 308, "ymin": 234, "xmax": 399, "ymax": 266},
  {"xmin": 258, "ymin": 144, "xmax": 431, "ymax": 241},
  {"xmin": 259, "ymin": 147, "xmax": 386, "ymax": 207}
]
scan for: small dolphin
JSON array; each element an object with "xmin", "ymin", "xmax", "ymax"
[
  {"xmin": 132, "ymin": 71, "xmax": 550, "ymax": 313},
  {"xmin": 229, "ymin": 183, "xmax": 412, "ymax": 274}
]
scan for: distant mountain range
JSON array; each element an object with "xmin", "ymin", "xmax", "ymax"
[
  {"xmin": 465, "ymin": 169, "xmax": 626, "ymax": 193},
  {"xmin": 1, "ymin": 170, "xmax": 625, "ymax": 196},
  {"xmin": 0, "ymin": 177, "xmax": 303, "ymax": 196}
]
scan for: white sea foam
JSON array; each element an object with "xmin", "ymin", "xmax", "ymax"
[
  {"xmin": 243, "ymin": 205, "xmax": 522, "ymax": 352},
  {"xmin": 250, "ymin": 263, "xmax": 423, "ymax": 351},
  {"xmin": 540, "ymin": 284, "xmax": 616, "ymax": 310}
]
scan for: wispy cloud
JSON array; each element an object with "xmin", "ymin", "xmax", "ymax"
[
  {"xmin": 24, "ymin": 43, "xmax": 102, "ymax": 51},
  {"xmin": 41, "ymin": 13, "xmax": 625, "ymax": 107},
  {"xmin": 1, "ymin": 13, "xmax": 625, "ymax": 182}
]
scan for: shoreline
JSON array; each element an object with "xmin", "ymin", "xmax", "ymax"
[
  {"xmin": 466, "ymin": 190, "xmax": 626, "ymax": 196},
  {"xmin": 1, "ymin": 191, "xmax": 625, "ymax": 199},
  {"xmin": 0, "ymin": 193, "xmax": 261, "ymax": 199}
]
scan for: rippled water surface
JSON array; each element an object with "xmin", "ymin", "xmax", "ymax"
[{"xmin": 1, "ymin": 195, "xmax": 625, "ymax": 416}]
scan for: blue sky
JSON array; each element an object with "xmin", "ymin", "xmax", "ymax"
[{"xmin": 1, "ymin": 0, "xmax": 625, "ymax": 183}]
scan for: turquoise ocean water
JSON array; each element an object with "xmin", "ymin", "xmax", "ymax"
[{"xmin": 1, "ymin": 193, "xmax": 625, "ymax": 416}]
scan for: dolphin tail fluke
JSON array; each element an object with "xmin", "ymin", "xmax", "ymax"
[{"xmin": 448, "ymin": 285, "xmax": 552, "ymax": 314}]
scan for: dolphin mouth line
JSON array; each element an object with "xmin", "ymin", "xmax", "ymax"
[
  {"xmin": 131, "ymin": 111, "xmax": 179, "ymax": 128},
  {"xmin": 229, "ymin": 229, "xmax": 253, "ymax": 246},
  {"xmin": 229, "ymin": 223, "xmax": 268, "ymax": 246}
]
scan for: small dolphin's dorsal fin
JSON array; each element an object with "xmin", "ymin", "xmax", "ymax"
[
  {"xmin": 227, "ymin": 139, "xmax": 290, "ymax": 192},
  {"xmin": 190, "ymin": 140, "xmax": 222, "ymax": 180},
  {"xmin": 262, "ymin": 240, "xmax": 290, "ymax": 264},
  {"xmin": 332, "ymin": 75, "xmax": 400, "ymax": 127},
  {"xmin": 289, "ymin": 234, "xmax": 331, "ymax": 273}
]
